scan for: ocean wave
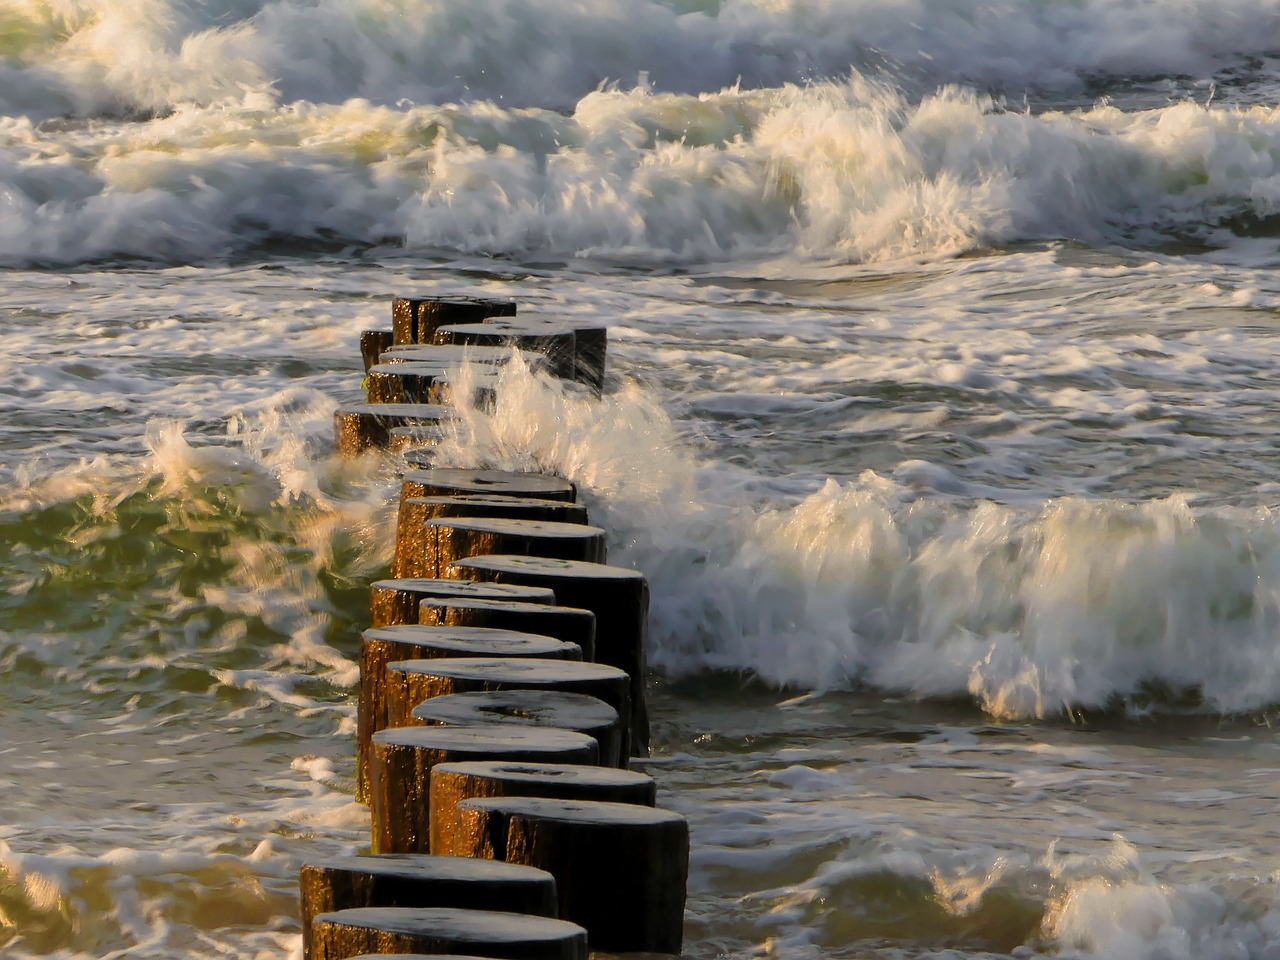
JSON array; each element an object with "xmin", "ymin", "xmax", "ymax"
[
  {"xmin": 437, "ymin": 361, "xmax": 1280, "ymax": 722},
  {"xmin": 3, "ymin": 77, "xmax": 1280, "ymax": 265},
  {"xmin": 0, "ymin": 408, "xmax": 385, "ymax": 712},
  {"xmin": 10, "ymin": 351, "xmax": 1280, "ymax": 723},
  {"xmin": 2, "ymin": 0, "xmax": 1279, "ymax": 119},
  {"xmin": 631, "ymin": 474, "xmax": 1280, "ymax": 720}
]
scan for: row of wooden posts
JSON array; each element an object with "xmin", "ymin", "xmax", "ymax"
[{"xmin": 302, "ymin": 297, "xmax": 690, "ymax": 960}]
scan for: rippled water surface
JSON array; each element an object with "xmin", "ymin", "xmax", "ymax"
[
  {"xmin": 8, "ymin": 0, "xmax": 1280, "ymax": 955},
  {"xmin": 4, "ymin": 250, "xmax": 1280, "ymax": 959}
]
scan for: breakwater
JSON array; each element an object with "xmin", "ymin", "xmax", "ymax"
[{"xmin": 305, "ymin": 296, "xmax": 689, "ymax": 959}]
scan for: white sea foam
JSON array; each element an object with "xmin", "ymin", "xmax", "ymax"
[
  {"xmin": 3, "ymin": 0, "xmax": 1279, "ymax": 120},
  {"xmin": 432, "ymin": 360, "xmax": 1280, "ymax": 720},
  {"xmin": 7, "ymin": 253, "xmax": 1280, "ymax": 722},
  {"xmin": 667, "ymin": 716, "xmax": 1280, "ymax": 959},
  {"xmin": 1, "ymin": 216, "xmax": 1279, "ymax": 960},
  {"xmin": 0, "ymin": 770, "xmax": 357, "ymax": 960},
  {"xmin": 1044, "ymin": 840, "xmax": 1280, "ymax": 960},
  {"xmin": 0, "ymin": 406, "xmax": 383, "ymax": 717},
  {"xmin": 7, "ymin": 11, "xmax": 1280, "ymax": 958},
  {"xmin": 670, "ymin": 480, "xmax": 1280, "ymax": 718},
  {"xmin": 4, "ymin": 73, "xmax": 1280, "ymax": 267}
]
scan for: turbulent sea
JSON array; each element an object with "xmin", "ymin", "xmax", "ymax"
[{"xmin": 8, "ymin": 1, "xmax": 1280, "ymax": 958}]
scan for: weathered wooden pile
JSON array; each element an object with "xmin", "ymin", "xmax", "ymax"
[{"xmin": 304, "ymin": 297, "xmax": 689, "ymax": 960}]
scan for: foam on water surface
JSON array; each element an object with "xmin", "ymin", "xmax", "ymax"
[
  {"xmin": 646, "ymin": 681, "xmax": 1280, "ymax": 960},
  {"xmin": 8, "ymin": 76, "xmax": 1280, "ymax": 267},
  {"xmin": 10, "ymin": 253, "xmax": 1280, "ymax": 726},
  {"xmin": 415, "ymin": 354, "xmax": 1280, "ymax": 721},
  {"xmin": 3, "ymin": 0, "xmax": 1280, "ymax": 119},
  {"xmin": 5, "ymin": 15, "xmax": 1280, "ymax": 954},
  {"xmin": 6, "ymin": 259, "xmax": 1280, "ymax": 959}
]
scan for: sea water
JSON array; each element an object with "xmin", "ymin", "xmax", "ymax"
[{"xmin": 6, "ymin": 1, "xmax": 1280, "ymax": 958}]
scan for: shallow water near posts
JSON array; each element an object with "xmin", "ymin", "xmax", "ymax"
[
  {"xmin": 655, "ymin": 680, "xmax": 1280, "ymax": 959},
  {"xmin": 7, "ymin": 3, "xmax": 1280, "ymax": 955},
  {"xmin": 7, "ymin": 252, "xmax": 1280, "ymax": 960}
]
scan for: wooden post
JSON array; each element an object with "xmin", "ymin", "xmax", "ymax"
[
  {"xmin": 368, "ymin": 725, "xmax": 599, "ymax": 854},
  {"xmin": 392, "ymin": 297, "xmax": 517, "ymax": 346},
  {"xmin": 394, "ymin": 494, "xmax": 588, "ymax": 579},
  {"xmin": 417, "ymin": 597, "xmax": 596, "ymax": 662},
  {"xmin": 381, "ymin": 345, "xmax": 548, "ymax": 377},
  {"xmin": 382, "ymin": 343, "xmax": 533, "ymax": 362},
  {"xmin": 334, "ymin": 402, "xmax": 455, "ymax": 457},
  {"xmin": 310, "ymin": 906, "xmax": 585, "ymax": 960},
  {"xmin": 393, "ymin": 495, "xmax": 588, "ymax": 580},
  {"xmin": 414, "ymin": 494, "xmax": 588, "ymax": 524},
  {"xmin": 561, "ymin": 323, "xmax": 607, "ymax": 395},
  {"xmin": 439, "ymin": 797, "xmax": 688, "ymax": 954},
  {"xmin": 482, "ymin": 317, "xmax": 607, "ymax": 394},
  {"xmin": 428, "ymin": 759, "xmax": 655, "ymax": 854},
  {"xmin": 434, "ymin": 322, "xmax": 577, "ymax": 382},
  {"xmin": 423, "ymin": 517, "xmax": 607, "ymax": 580},
  {"xmin": 376, "ymin": 657, "xmax": 631, "ymax": 759},
  {"xmin": 425, "ymin": 371, "xmax": 499, "ymax": 411},
  {"xmin": 379, "ymin": 344, "xmax": 548, "ymax": 410},
  {"xmin": 415, "ymin": 691, "xmax": 622, "ymax": 767},
  {"xmin": 360, "ymin": 330, "xmax": 394, "ymax": 372},
  {"xmin": 399, "ymin": 468, "xmax": 576, "ymax": 504},
  {"xmin": 299, "ymin": 854, "xmax": 556, "ymax": 958},
  {"xmin": 387, "ymin": 425, "xmax": 447, "ymax": 456},
  {"xmin": 444, "ymin": 556, "xmax": 651, "ymax": 757},
  {"xmin": 396, "ymin": 473, "xmax": 577, "ymax": 573},
  {"xmin": 370, "ymin": 578, "xmax": 556, "ymax": 628},
  {"xmin": 357, "ymin": 624, "xmax": 581, "ymax": 804},
  {"xmin": 412, "ymin": 494, "xmax": 588, "ymax": 524},
  {"xmin": 366, "ymin": 362, "xmax": 447, "ymax": 405}
]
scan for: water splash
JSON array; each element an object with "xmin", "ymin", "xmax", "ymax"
[
  {"xmin": 429, "ymin": 361, "xmax": 1280, "ymax": 720},
  {"xmin": 0, "ymin": 405, "xmax": 389, "ymax": 716},
  {"xmin": 4, "ymin": 0, "xmax": 1280, "ymax": 118},
  {"xmin": 4, "ymin": 70, "xmax": 1280, "ymax": 266}
]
